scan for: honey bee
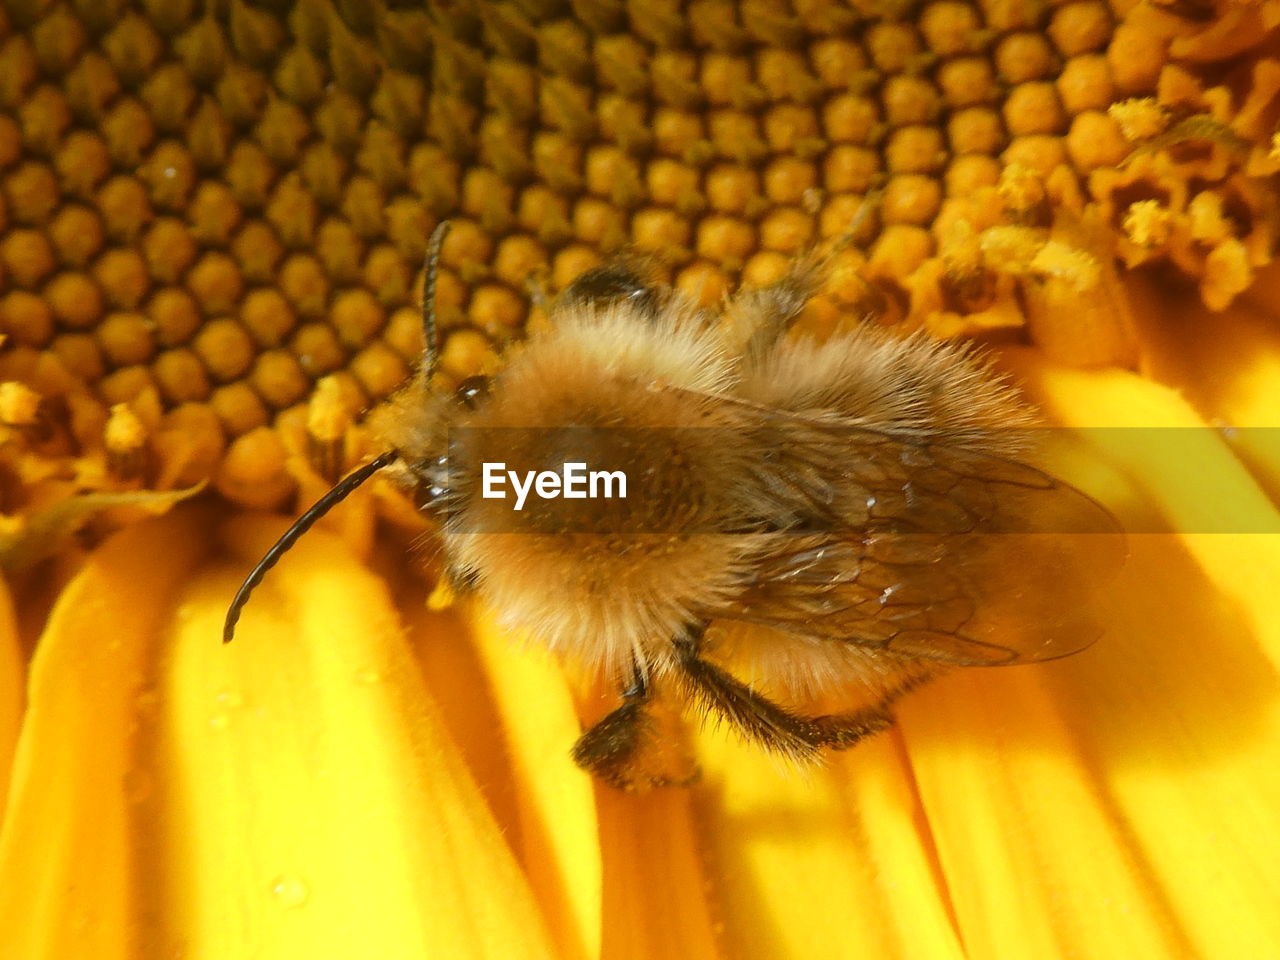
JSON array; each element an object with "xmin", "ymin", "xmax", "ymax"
[{"xmin": 225, "ymin": 222, "xmax": 1123, "ymax": 789}]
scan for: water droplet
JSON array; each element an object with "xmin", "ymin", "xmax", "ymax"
[
  {"xmin": 271, "ymin": 875, "xmax": 309, "ymax": 908},
  {"xmin": 214, "ymin": 689, "xmax": 244, "ymax": 708}
]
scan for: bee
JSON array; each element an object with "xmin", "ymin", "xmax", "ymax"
[{"xmin": 224, "ymin": 221, "xmax": 1123, "ymax": 789}]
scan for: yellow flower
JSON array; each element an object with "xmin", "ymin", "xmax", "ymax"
[{"xmin": 3, "ymin": 1, "xmax": 1280, "ymax": 958}]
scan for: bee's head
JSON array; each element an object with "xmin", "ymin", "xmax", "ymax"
[{"xmin": 393, "ymin": 371, "xmax": 495, "ymax": 518}]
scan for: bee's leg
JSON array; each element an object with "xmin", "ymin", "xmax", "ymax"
[
  {"xmin": 809, "ymin": 665, "xmax": 937, "ymax": 749},
  {"xmin": 723, "ymin": 259, "xmax": 825, "ymax": 361},
  {"xmin": 725, "ymin": 194, "xmax": 880, "ymax": 359},
  {"xmin": 672, "ymin": 626, "xmax": 897, "ymax": 757},
  {"xmin": 571, "ymin": 662, "xmax": 655, "ymax": 787},
  {"xmin": 672, "ymin": 627, "xmax": 824, "ymax": 760},
  {"xmin": 808, "ymin": 707, "xmax": 897, "ymax": 749}
]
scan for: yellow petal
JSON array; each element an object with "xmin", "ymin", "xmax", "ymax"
[
  {"xmin": 998, "ymin": 352, "xmax": 1280, "ymax": 956},
  {"xmin": 595, "ymin": 785, "xmax": 725, "ymax": 960},
  {"xmin": 0, "ymin": 575, "xmax": 26, "ymax": 823},
  {"xmin": 0, "ymin": 506, "xmax": 215, "ymax": 960},
  {"xmin": 1057, "ymin": 530, "xmax": 1280, "ymax": 957},
  {"xmin": 153, "ymin": 517, "xmax": 559, "ymax": 959},
  {"xmin": 0, "ymin": 485, "xmax": 205, "ymax": 571},
  {"xmin": 1129, "ymin": 269, "xmax": 1280, "ymax": 487},
  {"xmin": 460, "ymin": 608, "xmax": 603, "ymax": 960},
  {"xmin": 457, "ymin": 611, "xmax": 726, "ymax": 960},
  {"xmin": 403, "ymin": 606, "xmax": 524, "ymax": 843},
  {"xmin": 897, "ymin": 665, "xmax": 1186, "ymax": 958},
  {"xmin": 694, "ymin": 728, "xmax": 962, "ymax": 960},
  {"xmin": 828, "ymin": 736, "xmax": 968, "ymax": 960},
  {"xmin": 1007, "ymin": 353, "xmax": 1280, "ymax": 663}
]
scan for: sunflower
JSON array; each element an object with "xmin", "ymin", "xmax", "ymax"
[{"xmin": 2, "ymin": 0, "xmax": 1280, "ymax": 957}]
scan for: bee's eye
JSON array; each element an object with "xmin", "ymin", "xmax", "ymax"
[{"xmin": 453, "ymin": 375, "xmax": 490, "ymax": 409}]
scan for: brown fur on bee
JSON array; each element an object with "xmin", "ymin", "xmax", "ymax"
[{"xmin": 230, "ymin": 228, "xmax": 1122, "ymax": 790}]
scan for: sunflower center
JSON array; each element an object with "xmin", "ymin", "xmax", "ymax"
[{"xmin": 0, "ymin": 0, "xmax": 1272, "ymax": 508}]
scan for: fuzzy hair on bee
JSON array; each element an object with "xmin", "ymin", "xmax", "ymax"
[{"xmin": 225, "ymin": 221, "xmax": 1123, "ymax": 790}]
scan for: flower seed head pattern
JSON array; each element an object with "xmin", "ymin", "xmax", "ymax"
[{"xmin": 0, "ymin": 0, "xmax": 1276, "ymax": 506}]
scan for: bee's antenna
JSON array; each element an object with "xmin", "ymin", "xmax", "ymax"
[
  {"xmin": 222, "ymin": 449, "xmax": 399, "ymax": 643},
  {"xmin": 225, "ymin": 222, "xmax": 448, "ymax": 643},
  {"xmin": 421, "ymin": 220, "xmax": 451, "ymax": 380}
]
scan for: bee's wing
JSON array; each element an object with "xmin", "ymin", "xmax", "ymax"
[{"xmin": 708, "ymin": 409, "xmax": 1125, "ymax": 667}]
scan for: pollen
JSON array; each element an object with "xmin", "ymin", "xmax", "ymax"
[
  {"xmin": 0, "ymin": 0, "xmax": 1275, "ymax": 509},
  {"xmin": 104, "ymin": 402, "xmax": 146, "ymax": 454},
  {"xmin": 1123, "ymin": 200, "xmax": 1175, "ymax": 249},
  {"xmin": 997, "ymin": 163, "xmax": 1046, "ymax": 215},
  {"xmin": 104, "ymin": 401, "xmax": 151, "ymax": 480},
  {"xmin": 0, "ymin": 381, "xmax": 41, "ymax": 426},
  {"xmin": 307, "ymin": 376, "xmax": 350, "ymax": 446},
  {"xmin": 1107, "ymin": 97, "xmax": 1171, "ymax": 142},
  {"xmin": 1029, "ymin": 242, "xmax": 1101, "ymax": 293}
]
